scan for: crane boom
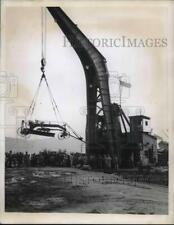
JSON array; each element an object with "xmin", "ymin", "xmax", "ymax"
[{"xmin": 47, "ymin": 7, "xmax": 121, "ymax": 164}]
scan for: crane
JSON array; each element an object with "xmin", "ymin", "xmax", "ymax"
[
  {"xmin": 46, "ymin": 7, "xmax": 131, "ymax": 168},
  {"xmin": 18, "ymin": 7, "xmax": 131, "ymax": 169}
]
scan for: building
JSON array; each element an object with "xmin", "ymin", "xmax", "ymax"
[
  {"xmin": 120, "ymin": 115, "xmax": 158, "ymax": 168},
  {"xmin": 157, "ymin": 141, "xmax": 168, "ymax": 166}
]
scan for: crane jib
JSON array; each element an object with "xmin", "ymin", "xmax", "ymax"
[{"xmin": 47, "ymin": 7, "xmax": 120, "ymax": 158}]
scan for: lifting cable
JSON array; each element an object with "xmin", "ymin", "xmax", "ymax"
[
  {"xmin": 26, "ymin": 7, "xmax": 63, "ymax": 124},
  {"xmin": 40, "ymin": 7, "xmax": 64, "ymax": 124},
  {"xmin": 41, "ymin": 7, "xmax": 46, "ymax": 61},
  {"xmin": 25, "ymin": 7, "xmax": 85, "ymax": 143}
]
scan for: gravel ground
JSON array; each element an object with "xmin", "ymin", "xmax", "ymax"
[{"xmin": 5, "ymin": 167, "xmax": 168, "ymax": 214}]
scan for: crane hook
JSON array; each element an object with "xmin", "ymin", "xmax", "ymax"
[{"xmin": 41, "ymin": 58, "xmax": 46, "ymax": 74}]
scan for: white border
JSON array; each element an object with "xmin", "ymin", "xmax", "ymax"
[{"xmin": 0, "ymin": 0, "xmax": 174, "ymax": 224}]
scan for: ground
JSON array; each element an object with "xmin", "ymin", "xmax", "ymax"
[{"xmin": 5, "ymin": 167, "xmax": 168, "ymax": 214}]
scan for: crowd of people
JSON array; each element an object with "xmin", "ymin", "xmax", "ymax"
[
  {"xmin": 5, "ymin": 150, "xmax": 117, "ymax": 170},
  {"xmin": 5, "ymin": 150, "xmax": 87, "ymax": 168}
]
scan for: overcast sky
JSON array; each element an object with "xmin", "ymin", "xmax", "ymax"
[{"xmin": 3, "ymin": 1, "xmax": 171, "ymax": 151}]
